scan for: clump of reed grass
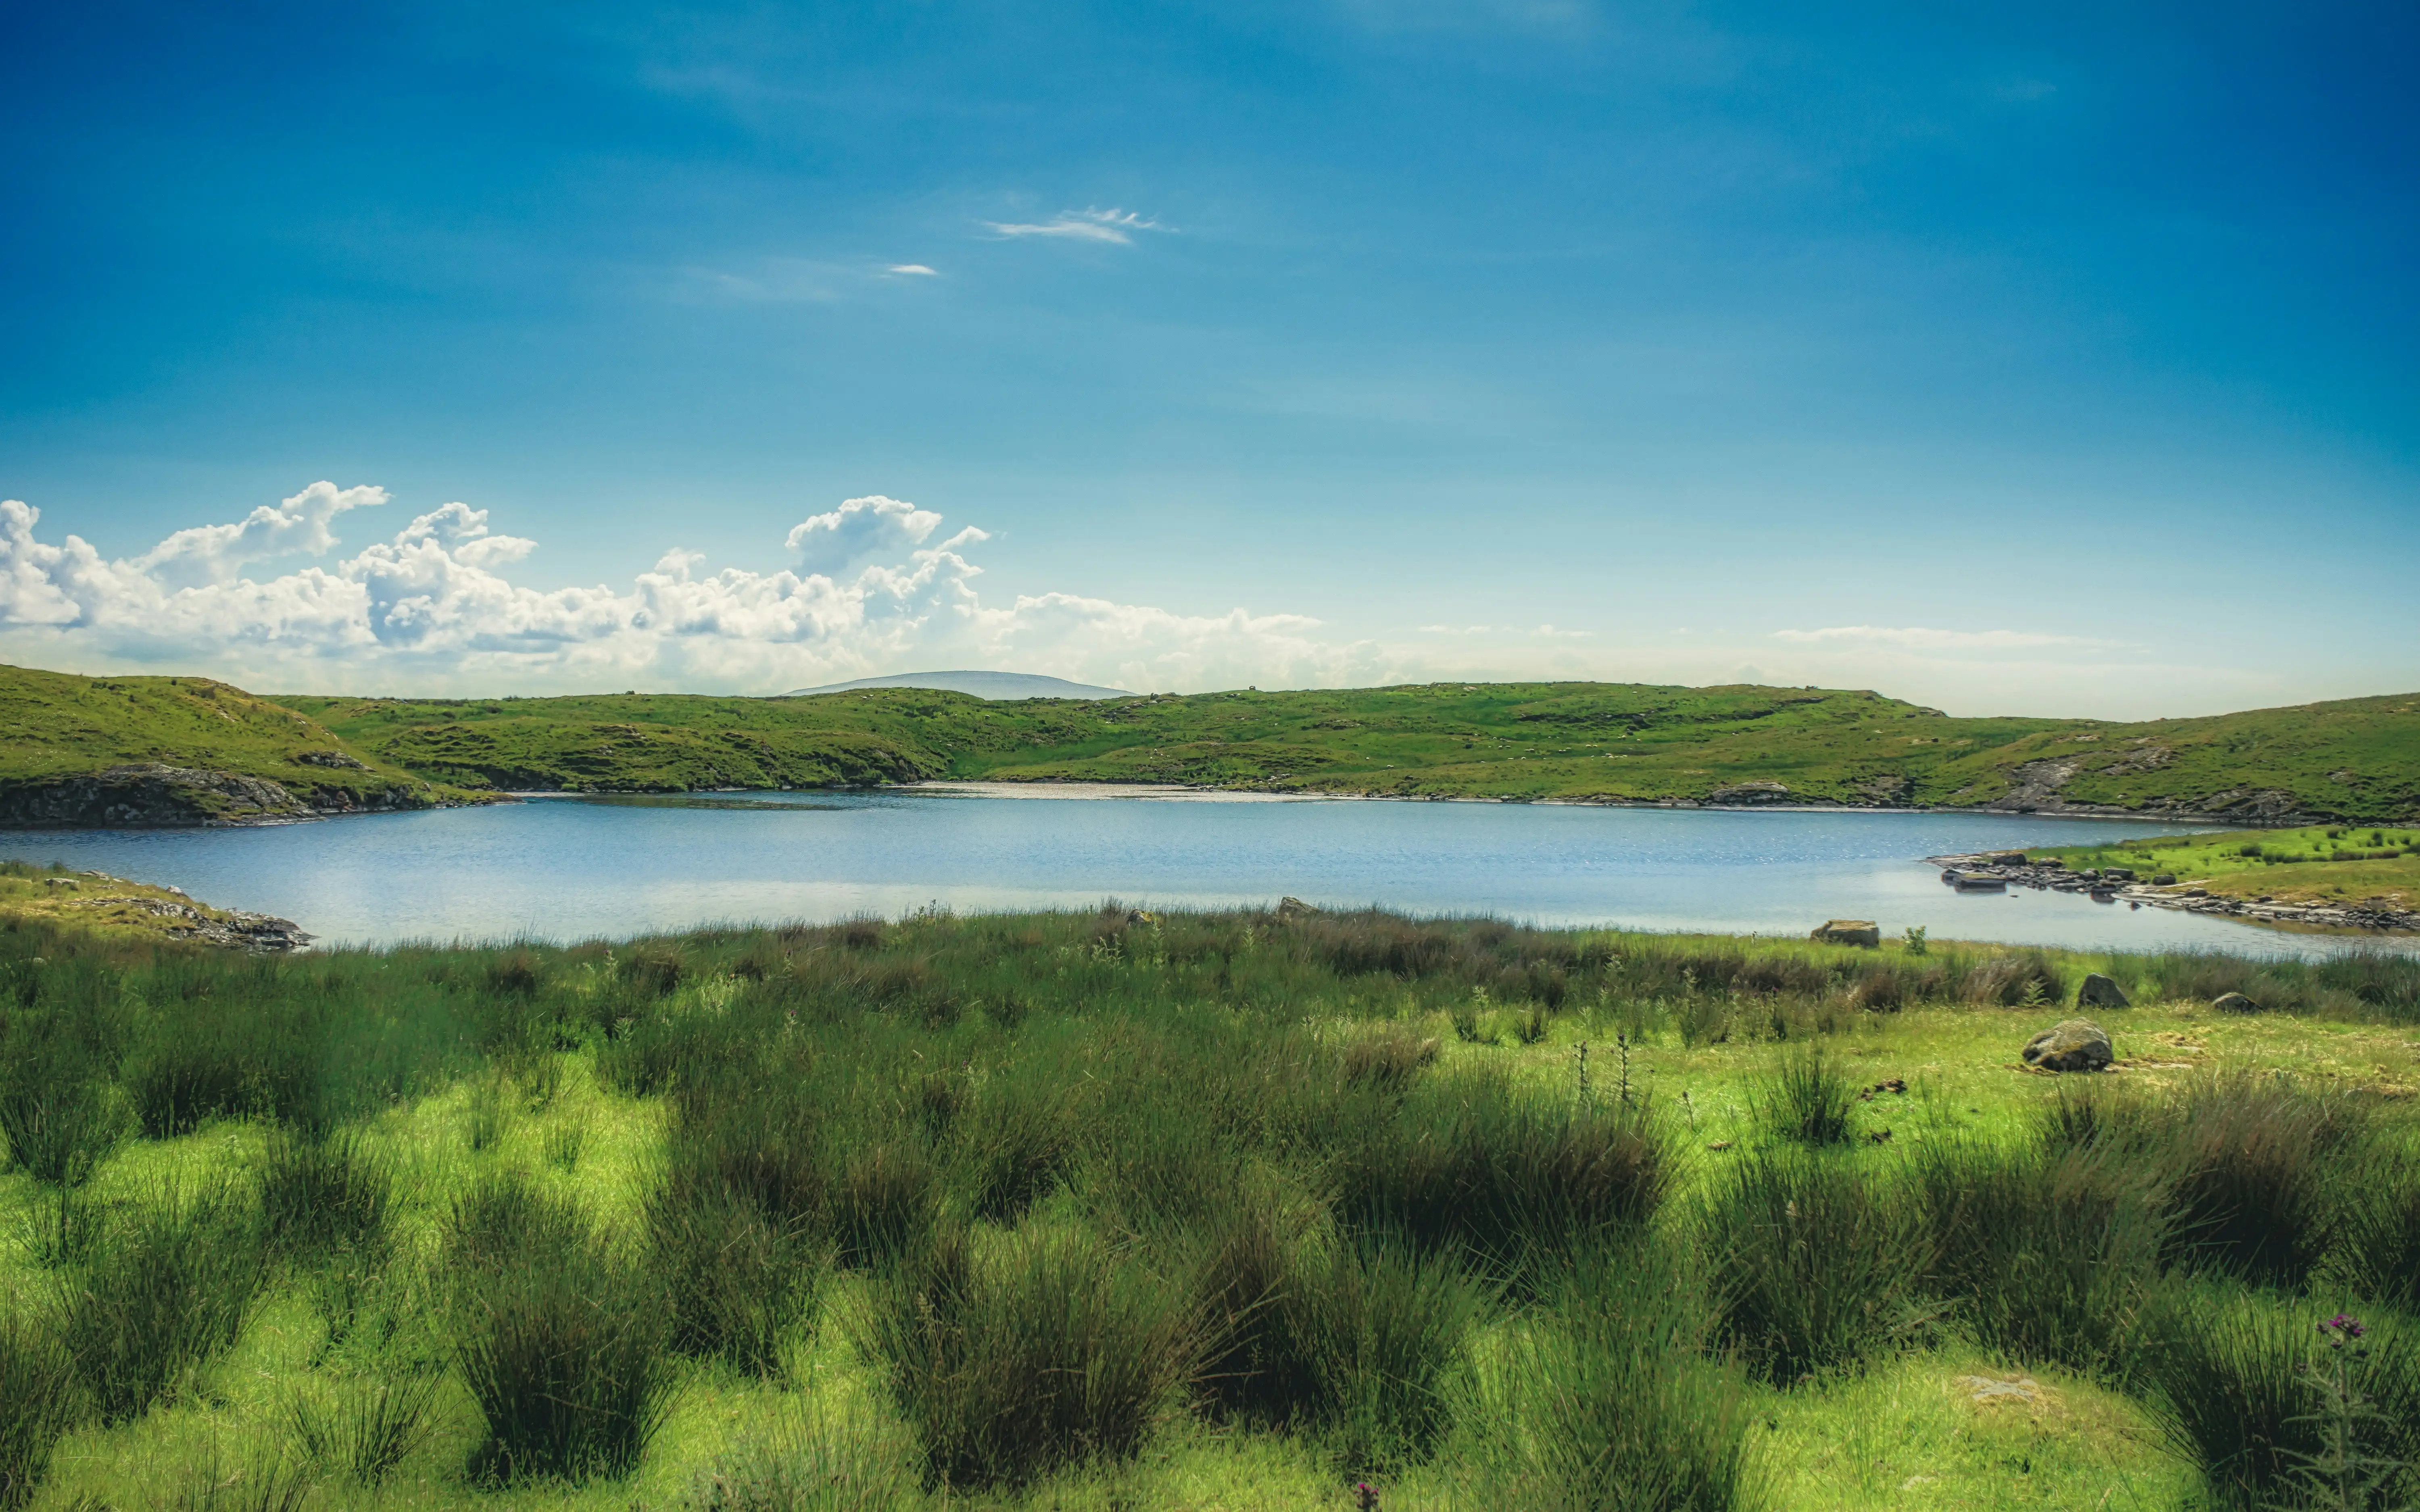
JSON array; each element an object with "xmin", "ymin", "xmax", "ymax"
[
  {"xmin": 162, "ymin": 1442, "xmax": 313, "ymax": 1512},
  {"xmin": 260, "ymin": 1125, "xmax": 395, "ymax": 1258},
  {"xmin": 645, "ymin": 1174, "xmax": 824, "ymax": 1378},
  {"xmin": 1756, "ymin": 1046, "xmax": 1856, "ymax": 1147},
  {"xmin": 2328, "ymin": 1140, "xmax": 2420, "ymax": 1311},
  {"xmin": 1913, "ymin": 1137, "xmax": 2166, "ymax": 1378},
  {"xmin": 462, "ymin": 1066, "xmax": 517, "ymax": 1152},
  {"xmin": 0, "ymin": 1073, "xmax": 120, "ymax": 1187},
  {"xmin": 1340, "ymin": 1021, "xmax": 1440, "ymax": 1090},
  {"xmin": 2140, "ymin": 1286, "xmax": 2420, "ymax": 1510},
  {"xmin": 57, "ymin": 1177, "xmax": 266, "ymax": 1423},
  {"xmin": 1699, "ymin": 1150, "xmax": 1929, "ymax": 1384},
  {"xmin": 544, "ymin": 1119, "xmax": 588, "ymax": 1173},
  {"xmin": 686, "ymin": 1404, "xmax": 926, "ymax": 1512},
  {"xmin": 860, "ymin": 1223, "xmax": 1199, "ymax": 1491},
  {"xmin": 1291, "ymin": 1236, "xmax": 1492, "ymax": 1469},
  {"xmin": 286, "ymin": 1373, "xmax": 443, "ymax": 1485},
  {"xmin": 2048, "ymin": 1072, "xmax": 2363, "ymax": 1289},
  {"xmin": 1479, "ymin": 1237, "xmax": 1757, "ymax": 1512},
  {"xmin": 1335, "ymin": 1070, "xmax": 1673, "ymax": 1272},
  {"xmin": 0, "ymin": 1304, "xmax": 75, "ymax": 1511},
  {"xmin": 951, "ymin": 1075, "xmax": 1077, "ymax": 1222},
  {"xmin": 455, "ymin": 1197, "xmax": 675, "ymax": 1482}
]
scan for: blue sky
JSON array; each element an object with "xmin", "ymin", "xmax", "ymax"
[{"xmin": 1, "ymin": 1, "xmax": 2413, "ymax": 716}]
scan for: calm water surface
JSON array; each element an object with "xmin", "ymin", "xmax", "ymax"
[{"xmin": 0, "ymin": 786, "xmax": 2390, "ymax": 956}]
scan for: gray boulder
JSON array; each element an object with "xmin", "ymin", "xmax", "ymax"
[
  {"xmin": 2022, "ymin": 1020, "xmax": 2113, "ymax": 1073},
  {"xmin": 1811, "ymin": 919, "xmax": 1882, "ymax": 948},
  {"xmin": 2077, "ymin": 973, "xmax": 2130, "ymax": 1009},
  {"xmin": 2213, "ymin": 991, "xmax": 2259, "ymax": 1014}
]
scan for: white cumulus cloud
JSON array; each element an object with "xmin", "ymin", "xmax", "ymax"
[{"xmin": 0, "ymin": 484, "xmax": 1372, "ymax": 696}]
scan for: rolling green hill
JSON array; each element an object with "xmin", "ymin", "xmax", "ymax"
[
  {"xmin": 0, "ymin": 664, "xmax": 467, "ymax": 824},
  {"xmin": 4, "ymin": 660, "xmax": 2412, "ymax": 825},
  {"xmin": 275, "ymin": 679, "xmax": 2420, "ymax": 825}
]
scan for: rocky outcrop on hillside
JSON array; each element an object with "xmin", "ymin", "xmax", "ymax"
[{"xmin": 0, "ymin": 763, "xmax": 436, "ymax": 828}]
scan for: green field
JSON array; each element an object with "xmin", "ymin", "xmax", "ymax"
[
  {"xmin": 3, "ymin": 661, "xmax": 2416, "ymax": 825},
  {"xmin": 2030, "ymin": 824, "xmax": 2420, "ymax": 910},
  {"xmin": 4, "ymin": 892, "xmax": 2418, "ymax": 1510}
]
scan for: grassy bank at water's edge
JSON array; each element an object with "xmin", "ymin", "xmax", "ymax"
[
  {"xmin": 2026, "ymin": 823, "xmax": 2420, "ymax": 910},
  {"xmin": 4, "ymin": 896, "xmax": 2419, "ymax": 1509}
]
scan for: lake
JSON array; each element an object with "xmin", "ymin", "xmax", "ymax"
[{"xmin": 0, "ymin": 785, "xmax": 2388, "ymax": 956}]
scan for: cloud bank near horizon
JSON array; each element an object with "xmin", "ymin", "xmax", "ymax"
[
  {"xmin": 0, "ymin": 484, "xmax": 1382, "ymax": 696},
  {"xmin": 0, "ymin": 483, "xmax": 2309, "ymax": 715}
]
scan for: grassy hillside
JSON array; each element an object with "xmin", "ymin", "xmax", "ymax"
[
  {"xmin": 0, "ymin": 664, "xmax": 467, "ymax": 822},
  {"xmin": 282, "ymin": 680, "xmax": 2420, "ymax": 824},
  {"xmin": 2, "ymin": 903, "xmax": 2416, "ymax": 1509},
  {"xmin": 2029, "ymin": 823, "xmax": 2420, "ymax": 910}
]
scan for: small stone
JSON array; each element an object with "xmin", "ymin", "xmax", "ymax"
[
  {"xmin": 2152, "ymin": 873, "xmax": 2176, "ymax": 885},
  {"xmin": 1811, "ymin": 919, "xmax": 1882, "ymax": 948},
  {"xmin": 2021, "ymin": 1019, "xmax": 2113, "ymax": 1073},
  {"xmin": 1276, "ymin": 896, "xmax": 1319, "ymax": 918},
  {"xmin": 2213, "ymin": 992, "xmax": 2259, "ymax": 1014},
  {"xmin": 2077, "ymin": 973, "xmax": 2130, "ymax": 1009}
]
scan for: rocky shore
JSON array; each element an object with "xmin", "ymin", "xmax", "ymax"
[
  {"xmin": 1926, "ymin": 851, "xmax": 2420, "ymax": 934},
  {"xmin": 0, "ymin": 762, "xmax": 446, "ymax": 827}
]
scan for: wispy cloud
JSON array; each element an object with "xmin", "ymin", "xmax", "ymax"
[
  {"xmin": 1532, "ymin": 624, "xmax": 1590, "ymax": 639},
  {"xmin": 885, "ymin": 264, "xmax": 938, "ymax": 276},
  {"xmin": 983, "ymin": 208, "xmax": 1165, "ymax": 245},
  {"xmin": 1772, "ymin": 625, "xmax": 2124, "ymax": 651}
]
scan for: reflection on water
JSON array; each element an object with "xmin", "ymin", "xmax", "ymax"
[{"xmin": 0, "ymin": 789, "xmax": 2399, "ymax": 958}]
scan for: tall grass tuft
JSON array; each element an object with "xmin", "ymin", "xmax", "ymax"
[
  {"xmin": 286, "ymin": 1374, "xmax": 443, "ymax": 1485},
  {"xmin": 1336, "ymin": 1071, "xmax": 1673, "ymax": 1272},
  {"xmin": 2138, "ymin": 1285, "xmax": 2420, "ymax": 1509},
  {"xmin": 0, "ymin": 1074, "xmax": 119, "ymax": 1187},
  {"xmin": 0, "ymin": 1305, "xmax": 75, "ymax": 1511},
  {"xmin": 2330, "ymin": 1141, "xmax": 2420, "ymax": 1310},
  {"xmin": 1757, "ymin": 1046, "xmax": 1856, "ymax": 1146},
  {"xmin": 456, "ymin": 1224, "xmax": 676, "ymax": 1483},
  {"xmin": 57, "ymin": 1177, "xmax": 265, "ymax": 1422},
  {"xmin": 645, "ymin": 1175, "xmax": 823, "ymax": 1377},
  {"xmin": 686, "ymin": 1405, "xmax": 926, "ymax": 1512},
  {"xmin": 260, "ymin": 1125, "xmax": 394, "ymax": 1258},
  {"xmin": 1700, "ymin": 1150, "xmax": 1929, "ymax": 1383},
  {"xmin": 1289, "ymin": 1236, "xmax": 1492, "ymax": 1469},
  {"xmin": 1913, "ymin": 1138, "xmax": 2165, "ymax": 1377},
  {"xmin": 860, "ymin": 1223, "xmax": 1199, "ymax": 1491},
  {"xmin": 1481, "ymin": 1238, "xmax": 1757, "ymax": 1512}
]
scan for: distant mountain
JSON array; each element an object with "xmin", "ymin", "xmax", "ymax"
[{"xmin": 780, "ymin": 670, "xmax": 1132, "ymax": 701}]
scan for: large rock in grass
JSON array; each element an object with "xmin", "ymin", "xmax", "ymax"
[
  {"xmin": 1811, "ymin": 919, "xmax": 1881, "ymax": 948},
  {"xmin": 2022, "ymin": 1020, "xmax": 2113, "ymax": 1073},
  {"xmin": 2077, "ymin": 973, "xmax": 2130, "ymax": 1009},
  {"xmin": 2213, "ymin": 991, "xmax": 2259, "ymax": 1014}
]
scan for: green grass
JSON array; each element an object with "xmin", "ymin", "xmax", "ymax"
[
  {"xmin": 2029, "ymin": 822, "xmax": 2420, "ymax": 909},
  {"xmin": 0, "ymin": 664, "xmax": 468, "ymax": 818},
  {"xmin": 1, "ymin": 902, "xmax": 2418, "ymax": 1509}
]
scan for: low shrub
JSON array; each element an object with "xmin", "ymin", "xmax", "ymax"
[
  {"xmin": 1700, "ymin": 1150, "xmax": 1929, "ymax": 1384},
  {"xmin": 58, "ymin": 1178, "xmax": 265, "ymax": 1422},
  {"xmin": 859, "ymin": 1224, "xmax": 1198, "ymax": 1491}
]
